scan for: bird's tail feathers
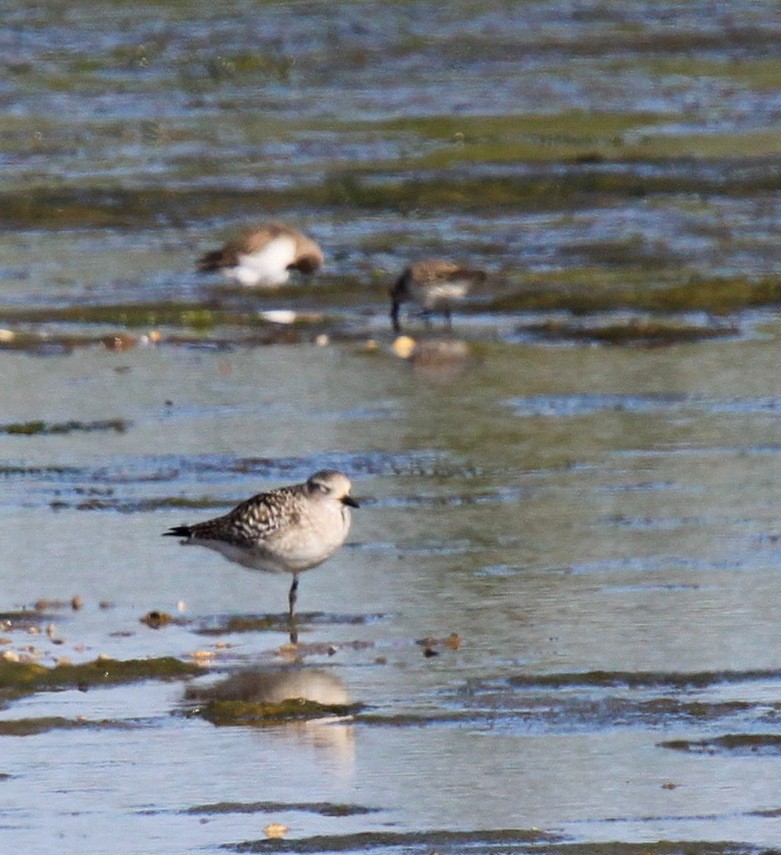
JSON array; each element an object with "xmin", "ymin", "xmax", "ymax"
[
  {"xmin": 196, "ymin": 250, "xmax": 225, "ymax": 273},
  {"xmin": 163, "ymin": 525, "xmax": 193, "ymax": 538}
]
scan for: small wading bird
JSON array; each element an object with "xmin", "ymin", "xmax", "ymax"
[
  {"xmin": 197, "ymin": 222, "xmax": 324, "ymax": 287},
  {"xmin": 163, "ymin": 471, "xmax": 359, "ymax": 643},
  {"xmin": 390, "ymin": 258, "xmax": 487, "ymax": 334}
]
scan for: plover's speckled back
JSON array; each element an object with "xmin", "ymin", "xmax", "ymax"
[
  {"xmin": 197, "ymin": 221, "xmax": 324, "ymax": 287},
  {"xmin": 390, "ymin": 258, "xmax": 487, "ymax": 333},
  {"xmin": 163, "ymin": 471, "xmax": 358, "ymax": 632}
]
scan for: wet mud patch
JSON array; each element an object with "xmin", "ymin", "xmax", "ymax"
[
  {"xmin": 226, "ymin": 827, "xmax": 559, "ymax": 854},
  {"xmin": 226, "ymin": 838, "xmax": 771, "ymax": 855},
  {"xmin": 504, "ymin": 668, "xmax": 781, "ymax": 691},
  {"xmin": 0, "ymin": 715, "xmax": 138, "ymax": 737},
  {"xmin": 355, "ymin": 697, "xmax": 768, "ymax": 735},
  {"xmin": 52, "ymin": 494, "xmax": 228, "ymax": 514},
  {"xmin": 0, "ymin": 418, "xmax": 129, "ymax": 436},
  {"xmin": 87, "ymin": 449, "xmax": 459, "ymax": 488},
  {"xmin": 516, "ymin": 317, "xmax": 740, "ymax": 347},
  {"xmin": 660, "ymin": 734, "xmax": 781, "ymax": 756},
  {"xmin": 0, "ymin": 656, "xmax": 200, "ymax": 700},
  {"xmin": 1, "ymin": 450, "xmax": 469, "ymax": 514},
  {"xmin": 488, "ymin": 273, "xmax": 781, "ymax": 316},
  {"xmin": 0, "ymin": 608, "xmax": 60, "ymax": 631},
  {"xmin": 351, "ymin": 668, "xmax": 781, "ymax": 735},
  {"xmin": 192, "ymin": 697, "xmax": 357, "ymax": 727},
  {"xmin": 0, "ymin": 464, "xmax": 85, "ymax": 482},
  {"xmin": 193, "ymin": 612, "xmax": 385, "ymax": 637},
  {"xmin": 186, "ymin": 801, "xmax": 379, "ymax": 817}
]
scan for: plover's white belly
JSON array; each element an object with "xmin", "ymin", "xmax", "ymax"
[
  {"xmin": 188, "ymin": 506, "xmax": 350, "ymax": 575},
  {"xmin": 233, "ymin": 236, "xmax": 298, "ymax": 286},
  {"xmin": 423, "ymin": 281, "xmax": 469, "ymax": 307},
  {"xmin": 186, "ymin": 539, "xmax": 290, "ymax": 574}
]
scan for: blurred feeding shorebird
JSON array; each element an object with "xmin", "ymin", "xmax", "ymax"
[
  {"xmin": 197, "ymin": 222, "xmax": 324, "ymax": 287},
  {"xmin": 390, "ymin": 258, "xmax": 487, "ymax": 333},
  {"xmin": 163, "ymin": 471, "xmax": 358, "ymax": 638}
]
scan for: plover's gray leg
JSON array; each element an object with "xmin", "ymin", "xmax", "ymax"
[
  {"xmin": 288, "ymin": 573, "xmax": 299, "ymax": 618},
  {"xmin": 288, "ymin": 574, "xmax": 300, "ymax": 644},
  {"xmin": 388, "ymin": 259, "xmax": 486, "ymax": 333},
  {"xmin": 390, "ymin": 297, "xmax": 402, "ymax": 334}
]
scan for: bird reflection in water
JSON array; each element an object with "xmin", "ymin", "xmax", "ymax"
[{"xmin": 187, "ymin": 667, "xmax": 356, "ymax": 761}]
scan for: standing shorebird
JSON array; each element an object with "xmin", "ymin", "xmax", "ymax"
[
  {"xmin": 390, "ymin": 258, "xmax": 487, "ymax": 333},
  {"xmin": 163, "ymin": 471, "xmax": 358, "ymax": 641},
  {"xmin": 197, "ymin": 222, "xmax": 324, "ymax": 287}
]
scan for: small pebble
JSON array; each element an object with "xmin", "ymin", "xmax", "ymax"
[
  {"xmin": 445, "ymin": 632, "xmax": 461, "ymax": 650},
  {"xmin": 141, "ymin": 610, "xmax": 172, "ymax": 629},
  {"xmin": 102, "ymin": 333, "xmax": 137, "ymax": 352},
  {"xmin": 264, "ymin": 824, "xmax": 288, "ymax": 839},
  {"xmin": 391, "ymin": 335, "xmax": 416, "ymax": 359}
]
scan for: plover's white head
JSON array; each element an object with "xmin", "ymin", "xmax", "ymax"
[{"xmin": 305, "ymin": 470, "xmax": 359, "ymax": 509}]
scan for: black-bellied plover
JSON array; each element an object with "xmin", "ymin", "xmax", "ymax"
[
  {"xmin": 197, "ymin": 221, "xmax": 324, "ymax": 287},
  {"xmin": 163, "ymin": 471, "xmax": 358, "ymax": 638},
  {"xmin": 390, "ymin": 258, "xmax": 486, "ymax": 333}
]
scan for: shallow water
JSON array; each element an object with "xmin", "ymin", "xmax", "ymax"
[{"xmin": 2, "ymin": 2, "xmax": 781, "ymax": 854}]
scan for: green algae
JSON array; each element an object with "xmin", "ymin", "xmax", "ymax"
[
  {"xmin": 2, "ymin": 146, "xmax": 780, "ymax": 230},
  {"xmin": 227, "ymin": 827, "xmax": 559, "ymax": 853},
  {"xmin": 228, "ymin": 836, "xmax": 775, "ymax": 855},
  {"xmin": 0, "ymin": 271, "xmax": 778, "ymax": 342},
  {"xmin": 62, "ymin": 495, "xmax": 226, "ymax": 513},
  {"xmin": 661, "ymin": 734, "xmax": 781, "ymax": 755},
  {"xmin": 0, "ymin": 716, "xmax": 135, "ymax": 737},
  {"xmin": 523, "ymin": 319, "xmax": 739, "ymax": 347},
  {"xmin": 186, "ymin": 800, "xmax": 378, "ymax": 817},
  {"xmin": 195, "ymin": 615, "xmax": 293, "ymax": 635},
  {"xmin": 0, "ymin": 656, "xmax": 200, "ymax": 699},
  {"xmin": 488, "ymin": 273, "xmax": 781, "ymax": 315},
  {"xmin": 0, "ymin": 301, "xmax": 229, "ymax": 329},
  {"xmin": 0, "ymin": 301, "xmax": 335, "ymax": 333},
  {"xmin": 196, "ymin": 697, "xmax": 355, "ymax": 726},
  {"xmin": 0, "ymin": 419, "xmax": 128, "ymax": 436}
]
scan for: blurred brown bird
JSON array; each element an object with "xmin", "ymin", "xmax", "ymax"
[
  {"xmin": 390, "ymin": 258, "xmax": 486, "ymax": 333},
  {"xmin": 197, "ymin": 222, "xmax": 324, "ymax": 287}
]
